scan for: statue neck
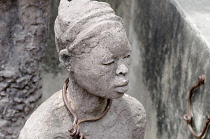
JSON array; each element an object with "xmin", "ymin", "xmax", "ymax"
[{"xmin": 67, "ymin": 76, "xmax": 107, "ymax": 119}]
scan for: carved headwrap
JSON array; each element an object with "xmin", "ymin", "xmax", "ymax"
[{"xmin": 54, "ymin": 0, "xmax": 124, "ymax": 55}]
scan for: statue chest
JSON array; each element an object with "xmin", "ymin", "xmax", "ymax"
[{"xmin": 49, "ymin": 109, "xmax": 133, "ymax": 139}]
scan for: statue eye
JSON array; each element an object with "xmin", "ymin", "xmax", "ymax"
[
  {"xmin": 102, "ymin": 59, "xmax": 115, "ymax": 65},
  {"xmin": 124, "ymin": 54, "xmax": 130, "ymax": 59}
]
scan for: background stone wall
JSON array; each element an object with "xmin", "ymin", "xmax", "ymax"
[
  {"xmin": 129, "ymin": 0, "xmax": 210, "ymax": 138},
  {"xmin": 0, "ymin": 0, "xmax": 49, "ymax": 138}
]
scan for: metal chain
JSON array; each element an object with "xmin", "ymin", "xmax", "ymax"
[
  {"xmin": 184, "ymin": 75, "xmax": 210, "ymax": 139},
  {"xmin": 62, "ymin": 78, "xmax": 112, "ymax": 139}
]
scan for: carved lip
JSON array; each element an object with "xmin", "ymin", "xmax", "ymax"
[
  {"xmin": 114, "ymin": 80, "xmax": 129, "ymax": 87},
  {"xmin": 114, "ymin": 80, "xmax": 129, "ymax": 93},
  {"xmin": 114, "ymin": 85, "xmax": 129, "ymax": 93}
]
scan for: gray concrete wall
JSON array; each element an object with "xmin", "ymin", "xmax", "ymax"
[{"xmin": 128, "ymin": 0, "xmax": 210, "ymax": 138}]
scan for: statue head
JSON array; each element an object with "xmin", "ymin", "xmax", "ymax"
[{"xmin": 55, "ymin": 0, "xmax": 131, "ymax": 99}]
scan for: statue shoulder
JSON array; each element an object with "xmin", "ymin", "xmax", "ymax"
[
  {"xmin": 114, "ymin": 94, "xmax": 146, "ymax": 118},
  {"xmin": 19, "ymin": 90, "xmax": 72, "ymax": 139},
  {"xmin": 112, "ymin": 94, "xmax": 146, "ymax": 139},
  {"xmin": 122, "ymin": 94, "xmax": 146, "ymax": 117}
]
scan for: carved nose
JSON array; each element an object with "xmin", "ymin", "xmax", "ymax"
[{"xmin": 116, "ymin": 64, "xmax": 128, "ymax": 76}]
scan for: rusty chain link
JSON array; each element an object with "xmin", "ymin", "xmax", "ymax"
[{"xmin": 184, "ymin": 75, "xmax": 210, "ymax": 139}]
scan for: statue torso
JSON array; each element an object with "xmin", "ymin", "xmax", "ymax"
[{"xmin": 19, "ymin": 91, "xmax": 146, "ymax": 139}]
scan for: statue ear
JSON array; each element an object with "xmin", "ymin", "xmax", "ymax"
[{"xmin": 59, "ymin": 49, "xmax": 72, "ymax": 71}]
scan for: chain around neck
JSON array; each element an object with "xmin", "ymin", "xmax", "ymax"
[{"xmin": 62, "ymin": 78, "xmax": 113, "ymax": 139}]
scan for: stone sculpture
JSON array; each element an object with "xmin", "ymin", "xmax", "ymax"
[{"xmin": 19, "ymin": 0, "xmax": 146, "ymax": 138}]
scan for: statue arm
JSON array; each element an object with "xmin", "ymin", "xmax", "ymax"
[
  {"xmin": 131, "ymin": 113, "xmax": 146, "ymax": 139},
  {"xmin": 123, "ymin": 94, "xmax": 146, "ymax": 139},
  {"xmin": 132, "ymin": 101, "xmax": 146, "ymax": 139}
]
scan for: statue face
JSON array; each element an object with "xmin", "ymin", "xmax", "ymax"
[{"xmin": 72, "ymin": 29, "xmax": 131, "ymax": 99}]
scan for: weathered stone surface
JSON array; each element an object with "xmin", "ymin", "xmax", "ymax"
[
  {"xmin": 19, "ymin": 91, "xmax": 146, "ymax": 139},
  {"xmin": 97, "ymin": 0, "xmax": 132, "ymax": 34},
  {"xmin": 0, "ymin": 0, "xmax": 50, "ymax": 138}
]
